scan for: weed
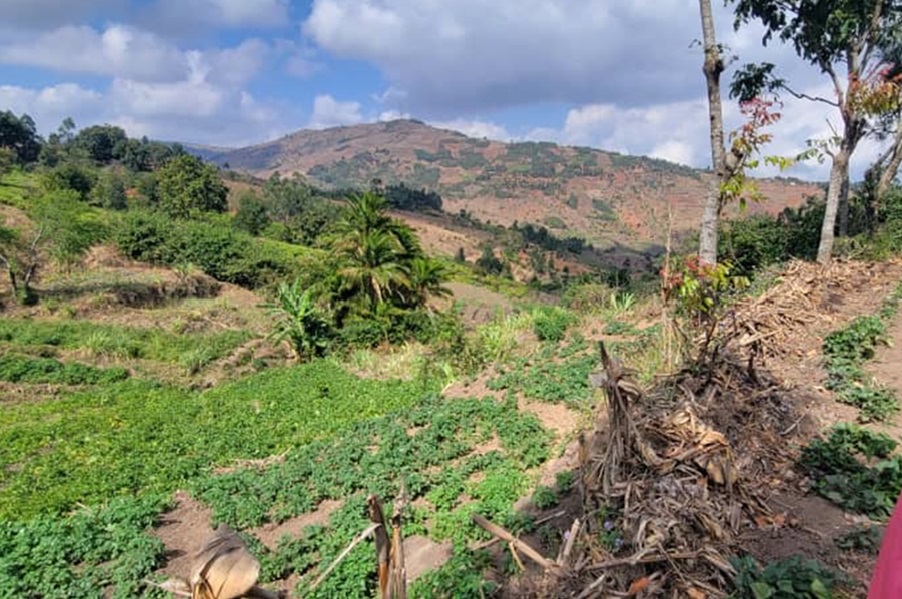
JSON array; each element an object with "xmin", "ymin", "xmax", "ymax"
[
  {"xmin": 531, "ymin": 485, "xmax": 559, "ymax": 509},
  {"xmin": 532, "ymin": 306, "xmax": 577, "ymax": 342},
  {"xmin": 834, "ymin": 525, "xmax": 883, "ymax": 554},
  {"xmin": 0, "ymin": 353, "xmax": 129, "ymax": 385},
  {"xmin": 823, "ymin": 315, "xmax": 899, "ymax": 422},
  {"xmin": 409, "ymin": 549, "xmax": 497, "ymax": 599},
  {"xmin": 730, "ymin": 555, "xmax": 844, "ymax": 598},
  {"xmin": 799, "ymin": 424, "xmax": 902, "ymax": 519}
]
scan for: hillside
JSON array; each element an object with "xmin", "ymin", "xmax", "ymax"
[{"xmin": 197, "ymin": 119, "xmax": 823, "ymax": 248}]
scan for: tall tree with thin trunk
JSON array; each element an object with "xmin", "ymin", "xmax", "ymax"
[
  {"xmin": 729, "ymin": 0, "xmax": 902, "ymax": 263},
  {"xmin": 698, "ymin": 0, "xmax": 729, "ymax": 265}
]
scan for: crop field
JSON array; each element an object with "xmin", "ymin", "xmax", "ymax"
[{"xmin": 0, "ymin": 302, "xmax": 608, "ymax": 598}]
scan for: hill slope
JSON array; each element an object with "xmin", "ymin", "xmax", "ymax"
[{"xmin": 196, "ymin": 119, "xmax": 822, "ymax": 248}]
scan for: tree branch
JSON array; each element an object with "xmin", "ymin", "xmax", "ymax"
[
  {"xmin": 778, "ymin": 83, "xmax": 839, "ymax": 107},
  {"xmin": 823, "ymin": 63, "xmax": 847, "ymax": 113},
  {"xmin": 860, "ymin": 0, "xmax": 886, "ymax": 68}
]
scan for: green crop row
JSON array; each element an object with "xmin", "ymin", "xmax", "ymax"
[
  {"xmin": 192, "ymin": 395, "xmax": 552, "ymax": 598},
  {"xmin": 0, "ymin": 360, "xmax": 437, "ymax": 520},
  {"xmin": 0, "ymin": 317, "xmax": 250, "ymax": 366}
]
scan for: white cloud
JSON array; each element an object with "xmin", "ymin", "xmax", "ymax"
[
  {"xmin": 309, "ymin": 95, "xmax": 364, "ymax": 129},
  {"xmin": 109, "ymin": 78, "xmax": 224, "ymax": 119},
  {"xmin": 302, "ymin": 0, "xmax": 809, "ymax": 117},
  {"xmin": 0, "ymin": 83, "xmax": 102, "ymax": 128},
  {"xmin": 430, "ymin": 118, "xmax": 513, "ymax": 141},
  {"xmin": 0, "ymin": 24, "xmax": 188, "ymax": 81}
]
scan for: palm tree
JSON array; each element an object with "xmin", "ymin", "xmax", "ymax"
[
  {"xmin": 335, "ymin": 228, "xmax": 411, "ymax": 312},
  {"xmin": 406, "ymin": 256, "xmax": 451, "ymax": 308}
]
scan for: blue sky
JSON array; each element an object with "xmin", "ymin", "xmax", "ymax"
[{"xmin": 0, "ymin": 0, "xmax": 890, "ymax": 179}]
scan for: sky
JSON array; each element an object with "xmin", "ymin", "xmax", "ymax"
[{"xmin": 0, "ymin": 0, "xmax": 890, "ymax": 181}]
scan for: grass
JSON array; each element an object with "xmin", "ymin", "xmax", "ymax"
[
  {"xmin": 0, "ymin": 361, "xmax": 438, "ymax": 520},
  {"xmin": 0, "ymin": 317, "xmax": 250, "ymax": 366},
  {"xmin": 0, "ymin": 169, "xmax": 34, "ymax": 209},
  {"xmin": 0, "ymin": 353, "xmax": 129, "ymax": 385}
]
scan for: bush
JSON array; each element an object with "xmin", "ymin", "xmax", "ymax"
[
  {"xmin": 532, "ymin": 307, "xmax": 577, "ymax": 342},
  {"xmin": 0, "ymin": 354, "xmax": 129, "ymax": 385},
  {"xmin": 115, "ymin": 211, "xmax": 299, "ymax": 288}
]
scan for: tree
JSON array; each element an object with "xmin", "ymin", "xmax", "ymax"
[
  {"xmin": 0, "ymin": 111, "xmax": 41, "ymax": 164},
  {"xmin": 156, "ymin": 155, "xmax": 228, "ymax": 218},
  {"xmin": 90, "ymin": 170, "xmax": 128, "ymax": 210},
  {"xmin": 697, "ymin": 0, "xmax": 733, "ymax": 265},
  {"xmin": 233, "ymin": 192, "xmax": 270, "ymax": 235},
  {"xmin": 72, "ymin": 125, "xmax": 128, "ymax": 164},
  {"xmin": 730, "ymin": 0, "xmax": 902, "ymax": 262}
]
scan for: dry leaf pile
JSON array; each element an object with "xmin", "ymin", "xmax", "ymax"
[
  {"xmin": 731, "ymin": 258, "xmax": 901, "ymax": 363},
  {"xmin": 541, "ymin": 259, "xmax": 902, "ymax": 597}
]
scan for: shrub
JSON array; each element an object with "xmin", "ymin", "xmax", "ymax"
[
  {"xmin": 730, "ymin": 555, "xmax": 844, "ymax": 599},
  {"xmin": 266, "ymin": 280, "xmax": 333, "ymax": 361},
  {"xmin": 533, "ymin": 307, "xmax": 577, "ymax": 342}
]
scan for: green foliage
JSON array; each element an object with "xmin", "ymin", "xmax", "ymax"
[
  {"xmin": 531, "ymin": 485, "xmax": 559, "ymax": 509},
  {"xmin": 34, "ymin": 189, "xmax": 109, "ymax": 269},
  {"xmin": 409, "ymin": 549, "xmax": 497, "ymax": 599},
  {"xmin": 0, "ymin": 317, "xmax": 248, "ymax": 367},
  {"xmin": 233, "ymin": 192, "xmax": 271, "ymax": 235},
  {"xmin": 156, "ymin": 154, "xmax": 228, "ymax": 218},
  {"xmin": 834, "ymin": 525, "xmax": 883, "ymax": 554},
  {"xmin": 115, "ymin": 211, "xmax": 302, "ymax": 288},
  {"xmin": 0, "ymin": 146, "xmax": 16, "ymax": 176},
  {"xmin": 0, "ymin": 360, "xmax": 434, "ymax": 520},
  {"xmin": 488, "ymin": 341, "xmax": 596, "ymax": 408},
  {"xmin": 41, "ymin": 161, "xmax": 96, "ymax": 199},
  {"xmin": 90, "ymin": 170, "xmax": 128, "ymax": 210},
  {"xmin": 799, "ymin": 424, "xmax": 902, "ymax": 519},
  {"xmin": 532, "ymin": 306, "xmax": 577, "ymax": 342},
  {"xmin": 267, "ymin": 279, "xmax": 333, "ymax": 360},
  {"xmin": 71, "ymin": 124, "xmax": 128, "ymax": 164},
  {"xmin": 0, "ymin": 495, "xmax": 170, "ymax": 598},
  {"xmin": 384, "ymin": 182, "xmax": 442, "ymax": 212},
  {"xmin": 730, "ymin": 555, "xmax": 842, "ymax": 599},
  {"xmin": 0, "ymin": 110, "xmax": 41, "ymax": 163},
  {"xmin": 0, "ymin": 353, "xmax": 128, "ymax": 385},
  {"xmin": 823, "ymin": 315, "xmax": 898, "ymax": 421}
]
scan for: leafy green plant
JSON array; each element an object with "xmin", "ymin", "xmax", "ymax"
[
  {"xmin": 409, "ymin": 549, "xmax": 497, "ymax": 599},
  {"xmin": 834, "ymin": 525, "xmax": 882, "ymax": 554},
  {"xmin": 0, "ymin": 495, "xmax": 170, "ymax": 598},
  {"xmin": 799, "ymin": 424, "xmax": 902, "ymax": 519},
  {"xmin": 0, "ymin": 354, "xmax": 128, "ymax": 385},
  {"xmin": 607, "ymin": 291, "xmax": 636, "ymax": 316},
  {"xmin": 531, "ymin": 485, "xmax": 559, "ymax": 509},
  {"xmin": 730, "ymin": 555, "xmax": 842, "ymax": 599},
  {"xmin": 266, "ymin": 279, "xmax": 333, "ymax": 361},
  {"xmin": 532, "ymin": 306, "xmax": 577, "ymax": 342},
  {"xmin": 823, "ymin": 315, "xmax": 898, "ymax": 421}
]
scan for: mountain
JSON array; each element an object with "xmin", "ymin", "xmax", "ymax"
[{"xmin": 194, "ymin": 119, "xmax": 823, "ymax": 248}]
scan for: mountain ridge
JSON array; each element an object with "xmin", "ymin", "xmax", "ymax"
[{"xmin": 189, "ymin": 119, "xmax": 823, "ymax": 248}]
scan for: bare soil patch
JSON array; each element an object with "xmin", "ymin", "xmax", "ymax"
[
  {"xmin": 152, "ymin": 491, "xmax": 216, "ymax": 582},
  {"xmin": 252, "ymin": 499, "xmax": 344, "ymax": 550}
]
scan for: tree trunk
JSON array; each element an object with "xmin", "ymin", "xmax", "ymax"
[
  {"xmin": 698, "ymin": 0, "xmax": 727, "ymax": 266},
  {"xmin": 877, "ymin": 125, "xmax": 902, "ymax": 204},
  {"xmin": 838, "ymin": 172, "xmax": 850, "ymax": 237},
  {"xmin": 817, "ymin": 145, "xmax": 852, "ymax": 263}
]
